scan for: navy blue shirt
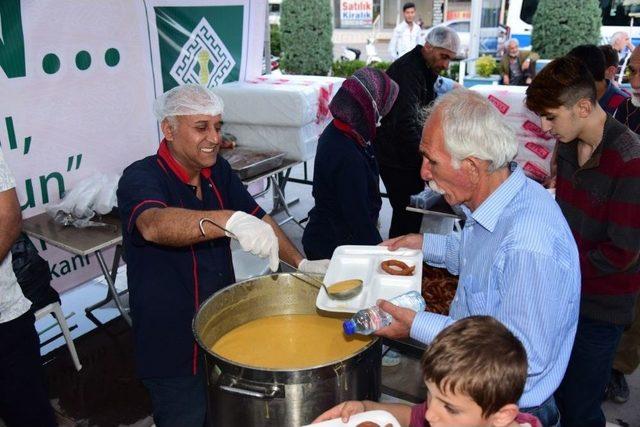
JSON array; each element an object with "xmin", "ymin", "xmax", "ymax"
[
  {"xmin": 614, "ymin": 97, "xmax": 640, "ymax": 134},
  {"xmin": 599, "ymin": 79, "xmax": 630, "ymax": 115},
  {"xmin": 117, "ymin": 141, "xmax": 265, "ymax": 378},
  {"xmin": 302, "ymin": 122, "xmax": 382, "ymax": 260}
]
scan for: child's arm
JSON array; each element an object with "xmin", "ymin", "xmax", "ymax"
[{"xmin": 312, "ymin": 400, "xmax": 412, "ymax": 426}]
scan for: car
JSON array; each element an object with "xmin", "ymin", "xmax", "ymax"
[
  {"xmin": 262, "ymin": 55, "xmax": 280, "ymax": 73},
  {"xmin": 419, "ymin": 19, "xmax": 508, "ymax": 57}
]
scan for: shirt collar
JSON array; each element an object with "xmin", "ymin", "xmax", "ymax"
[
  {"xmin": 157, "ymin": 139, "xmax": 211, "ymax": 184},
  {"xmin": 467, "ymin": 162, "xmax": 525, "ymax": 232}
]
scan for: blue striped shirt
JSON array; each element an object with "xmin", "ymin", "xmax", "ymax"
[{"xmin": 412, "ymin": 165, "xmax": 580, "ymax": 407}]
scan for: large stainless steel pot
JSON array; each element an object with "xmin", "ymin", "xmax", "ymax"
[{"xmin": 193, "ymin": 273, "xmax": 381, "ymax": 427}]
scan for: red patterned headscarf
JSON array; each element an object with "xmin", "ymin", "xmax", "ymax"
[{"xmin": 329, "ymin": 67, "xmax": 399, "ymax": 143}]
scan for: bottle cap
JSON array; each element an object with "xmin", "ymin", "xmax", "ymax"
[{"xmin": 343, "ymin": 319, "xmax": 356, "ymax": 335}]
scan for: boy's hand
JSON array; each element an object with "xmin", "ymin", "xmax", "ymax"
[
  {"xmin": 374, "ymin": 300, "xmax": 417, "ymax": 339},
  {"xmin": 312, "ymin": 401, "xmax": 366, "ymax": 423},
  {"xmin": 379, "ymin": 233, "xmax": 423, "ymax": 251}
]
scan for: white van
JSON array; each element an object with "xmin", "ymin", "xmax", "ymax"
[{"xmin": 506, "ymin": 0, "xmax": 640, "ymax": 49}]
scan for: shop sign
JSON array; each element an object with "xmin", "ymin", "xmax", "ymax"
[{"xmin": 340, "ymin": 0, "xmax": 373, "ymax": 27}]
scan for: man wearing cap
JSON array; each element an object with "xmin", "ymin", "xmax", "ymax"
[
  {"xmin": 375, "ymin": 26, "xmax": 459, "ymax": 238},
  {"xmin": 117, "ymin": 84, "xmax": 328, "ymax": 427}
]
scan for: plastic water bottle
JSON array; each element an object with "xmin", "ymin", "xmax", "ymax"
[
  {"xmin": 409, "ymin": 187, "xmax": 442, "ymax": 210},
  {"xmin": 343, "ymin": 291, "xmax": 426, "ymax": 336}
]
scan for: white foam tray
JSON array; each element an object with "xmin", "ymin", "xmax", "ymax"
[
  {"xmin": 316, "ymin": 245, "xmax": 423, "ymax": 314},
  {"xmin": 302, "ymin": 410, "xmax": 401, "ymax": 427}
]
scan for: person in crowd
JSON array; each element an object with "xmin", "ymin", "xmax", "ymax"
[
  {"xmin": 614, "ymin": 45, "xmax": 640, "ymax": 133},
  {"xmin": 373, "ymin": 89, "xmax": 580, "ymax": 427},
  {"xmin": 0, "ymin": 150, "xmax": 57, "ymax": 427},
  {"xmin": 526, "ymin": 55, "xmax": 640, "ymax": 427},
  {"xmin": 568, "ymin": 44, "xmax": 629, "ymax": 115},
  {"xmin": 117, "ymin": 84, "xmax": 328, "ymax": 427},
  {"xmin": 599, "ymin": 44, "xmax": 621, "ymax": 86},
  {"xmin": 611, "ymin": 31, "xmax": 634, "ymax": 66},
  {"xmin": 388, "ymin": 2, "xmax": 421, "ymax": 60},
  {"xmin": 314, "ymin": 316, "xmax": 541, "ymax": 427},
  {"xmin": 607, "ymin": 46, "xmax": 640, "ymax": 405},
  {"xmin": 500, "ymin": 38, "xmax": 537, "ymax": 86},
  {"xmin": 610, "ymin": 31, "xmax": 634, "ymax": 83},
  {"xmin": 545, "ymin": 45, "xmax": 630, "ymax": 190},
  {"xmin": 302, "ymin": 68, "xmax": 398, "ymax": 260},
  {"xmin": 375, "ymin": 26, "xmax": 459, "ymax": 238}
]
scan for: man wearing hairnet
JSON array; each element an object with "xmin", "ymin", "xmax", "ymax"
[
  {"xmin": 374, "ymin": 26, "xmax": 460, "ymax": 238},
  {"xmin": 117, "ymin": 84, "xmax": 328, "ymax": 427}
]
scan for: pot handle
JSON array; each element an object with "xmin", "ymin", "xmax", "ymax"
[
  {"xmin": 218, "ymin": 379, "xmax": 283, "ymax": 399},
  {"xmin": 219, "ymin": 385, "xmax": 269, "ymax": 399}
]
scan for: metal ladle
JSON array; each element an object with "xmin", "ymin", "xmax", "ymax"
[
  {"xmin": 199, "ymin": 218, "xmax": 363, "ymax": 300},
  {"xmin": 278, "ymin": 258, "xmax": 363, "ymax": 300}
]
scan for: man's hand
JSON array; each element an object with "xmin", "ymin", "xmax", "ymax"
[
  {"xmin": 374, "ymin": 300, "xmax": 417, "ymax": 339},
  {"xmin": 298, "ymin": 259, "xmax": 330, "ymax": 274},
  {"xmin": 312, "ymin": 401, "xmax": 366, "ymax": 423},
  {"xmin": 380, "ymin": 233, "xmax": 423, "ymax": 251},
  {"xmin": 225, "ymin": 211, "xmax": 279, "ymax": 271}
]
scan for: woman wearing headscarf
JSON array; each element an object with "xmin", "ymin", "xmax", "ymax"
[{"xmin": 302, "ymin": 68, "xmax": 399, "ymax": 260}]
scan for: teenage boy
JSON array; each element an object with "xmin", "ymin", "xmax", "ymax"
[{"xmin": 526, "ymin": 55, "xmax": 640, "ymax": 427}]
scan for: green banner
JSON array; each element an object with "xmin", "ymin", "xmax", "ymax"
[{"xmin": 154, "ymin": 5, "xmax": 244, "ymax": 92}]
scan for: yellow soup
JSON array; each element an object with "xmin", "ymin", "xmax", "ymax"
[
  {"xmin": 211, "ymin": 314, "xmax": 371, "ymax": 369},
  {"xmin": 328, "ymin": 279, "xmax": 362, "ymax": 295}
]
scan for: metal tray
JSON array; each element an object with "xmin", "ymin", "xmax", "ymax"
[{"xmin": 221, "ymin": 148, "xmax": 285, "ymax": 180}]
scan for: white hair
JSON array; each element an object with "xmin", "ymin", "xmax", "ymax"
[
  {"xmin": 507, "ymin": 38, "xmax": 520, "ymax": 48},
  {"xmin": 610, "ymin": 31, "xmax": 628, "ymax": 46},
  {"xmin": 424, "ymin": 89, "xmax": 517, "ymax": 172}
]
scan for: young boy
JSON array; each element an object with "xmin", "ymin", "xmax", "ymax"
[
  {"xmin": 312, "ymin": 316, "xmax": 541, "ymax": 427},
  {"xmin": 526, "ymin": 55, "xmax": 640, "ymax": 427}
]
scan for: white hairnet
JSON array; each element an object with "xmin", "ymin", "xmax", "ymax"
[
  {"xmin": 426, "ymin": 26, "xmax": 461, "ymax": 54},
  {"xmin": 153, "ymin": 84, "xmax": 224, "ymax": 122}
]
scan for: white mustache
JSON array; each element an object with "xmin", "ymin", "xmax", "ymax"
[{"xmin": 428, "ymin": 180, "xmax": 446, "ymax": 195}]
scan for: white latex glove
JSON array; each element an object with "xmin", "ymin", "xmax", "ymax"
[
  {"xmin": 298, "ymin": 258, "xmax": 330, "ymax": 275},
  {"xmin": 225, "ymin": 211, "xmax": 279, "ymax": 271}
]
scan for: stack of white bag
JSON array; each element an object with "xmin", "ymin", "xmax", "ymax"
[
  {"xmin": 46, "ymin": 173, "xmax": 120, "ymax": 228},
  {"xmin": 212, "ymin": 74, "xmax": 344, "ymax": 161},
  {"xmin": 471, "ymin": 85, "xmax": 557, "ymax": 182}
]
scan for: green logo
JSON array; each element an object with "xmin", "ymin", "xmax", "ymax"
[
  {"xmin": 0, "ymin": 0, "xmax": 26, "ymax": 79},
  {"xmin": 154, "ymin": 6, "xmax": 243, "ymax": 92}
]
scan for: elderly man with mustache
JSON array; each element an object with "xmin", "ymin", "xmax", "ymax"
[{"xmin": 376, "ymin": 89, "xmax": 580, "ymax": 427}]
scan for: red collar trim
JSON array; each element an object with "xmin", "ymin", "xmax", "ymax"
[
  {"xmin": 333, "ymin": 119, "xmax": 366, "ymax": 147},
  {"xmin": 157, "ymin": 139, "xmax": 212, "ymax": 184}
]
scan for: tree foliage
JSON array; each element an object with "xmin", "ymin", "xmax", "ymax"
[
  {"xmin": 280, "ymin": 0, "xmax": 333, "ymax": 75},
  {"xmin": 531, "ymin": 0, "xmax": 601, "ymax": 59},
  {"xmin": 270, "ymin": 25, "xmax": 282, "ymax": 57}
]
